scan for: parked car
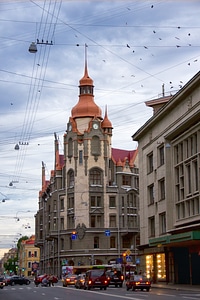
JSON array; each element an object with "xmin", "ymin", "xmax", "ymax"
[
  {"xmin": 62, "ymin": 274, "xmax": 77, "ymax": 287},
  {"xmin": 106, "ymin": 270, "xmax": 124, "ymax": 287},
  {"xmin": 126, "ymin": 275, "xmax": 151, "ymax": 291},
  {"xmin": 0, "ymin": 277, "xmax": 5, "ymax": 289},
  {"xmin": 84, "ymin": 269, "xmax": 108, "ymax": 290},
  {"xmin": 34, "ymin": 274, "xmax": 58, "ymax": 286},
  {"xmin": 3, "ymin": 276, "xmax": 12, "ymax": 286},
  {"xmin": 75, "ymin": 274, "xmax": 85, "ymax": 289},
  {"xmin": 8, "ymin": 275, "xmax": 30, "ymax": 286}
]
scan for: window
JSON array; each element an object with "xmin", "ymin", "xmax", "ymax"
[
  {"xmin": 60, "ymin": 198, "xmax": 64, "ymax": 210},
  {"xmin": 68, "ymin": 170, "xmax": 74, "ymax": 187},
  {"xmin": 90, "ymin": 215, "xmax": 102, "ymax": 227},
  {"xmin": 34, "ymin": 251, "xmax": 37, "ymax": 258},
  {"xmin": 90, "ymin": 195, "xmax": 101, "ymax": 207},
  {"xmin": 68, "ymin": 138, "xmax": 73, "ymax": 157},
  {"xmin": 61, "ymin": 238, "xmax": 64, "ymax": 250},
  {"xmin": 149, "ymin": 217, "xmax": 155, "ymax": 237},
  {"xmin": 110, "ymin": 236, "xmax": 116, "ymax": 248},
  {"xmin": 147, "ymin": 152, "xmax": 153, "ymax": 173},
  {"xmin": 91, "ymin": 136, "xmax": 100, "ymax": 156},
  {"xmin": 159, "ymin": 178, "xmax": 165, "ymax": 200},
  {"xmin": 28, "ymin": 251, "xmax": 31, "ymax": 258},
  {"xmin": 28, "ymin": 262, "xmax": 31, "ymax": 268},
  {"xmin": 79, "ymin": 150, "xmax": 83, "ymax": 164},
  {"xmin": 148, "ymin": 184, "xmax": 154, "ymax": 205},
  {"xmin": 53, "ymin": 200, "xmax": 57, "ymax": 211},
  {"xmin": 158, "ymin": 146, "xmax": 164, "ymax": 166},
  {"xmin": 159, "ymin": 213, "xmax": 166, "ymax": 234},
  {"xmin": 122, "ymin": 175, "xmax": 131, "ymax": 186},
  {"xmin": 89, "ymin": 169, "xmax": 102, "ymax": 185},
  {"xmin": 94, "ymin": 237, "xmax": 99, "ymax": 248},
  {"xmin": 109, "ymin": 215, "xmax": 116, "ymax": 227},
  {"xmin": 186, "ymin": 163, "xmax": 191, "ymax": 194},
  {"xmin": 60, "ymin": 218, "xmax": 64, "ymax": 230},
  {"xmin": 109, "ymin": 196, "xmax": 116, "ymax": 208}
]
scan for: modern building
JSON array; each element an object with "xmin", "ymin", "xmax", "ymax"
[
  {"xmin": 35, "ymin": 50, "xmax": 139, "ymax": 277},
  {"xmin": 132, "ymin": 71, "xmax": 200, "ymax": 284}
]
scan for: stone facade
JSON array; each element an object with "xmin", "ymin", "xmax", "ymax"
[
  {"xmin": 35, "ymin": 53, "xmax": 139, "ymax": 277},
  {"xmin": 132, "ymin": 71, "xmax": 200, "ymax": 285}
]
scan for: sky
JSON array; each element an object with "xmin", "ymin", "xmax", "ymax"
[{"xmin": 0, "ymin": 0, "xmax": 200, "ymax": 255}]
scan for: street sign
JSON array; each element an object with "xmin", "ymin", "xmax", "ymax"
[
  {"xmin": 105, "ymin": 230, "xmax": 110, "ymax": 236},
  {"xmin": 136, "ymin": 258, "xmax": 140, "ymax": 264},
  {"xmin": 126, "ymin": 256, "xmax": 132, "ymax": 262},
  {"xmin": 126, "ymin": 249, "xmax": 131, "ymax": 256}
]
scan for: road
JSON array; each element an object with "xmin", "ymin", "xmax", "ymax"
[{"xmin": 1, "ymin": 282, "xmax": 200, "ymax": 300}]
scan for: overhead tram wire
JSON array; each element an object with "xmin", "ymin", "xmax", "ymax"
[{"xmin": 10, "ymin": 0, "xmax": 63, "ymax": 185}]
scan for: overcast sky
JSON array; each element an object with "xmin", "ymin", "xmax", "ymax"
[{"xmin": 0, "ymin": 0, "xmax": 200, "ymax": 253}]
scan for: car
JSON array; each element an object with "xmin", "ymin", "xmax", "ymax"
[
  {"xmin": 84, "ymin": 269, "xmax": 108, "ymax": 290},
  {"xmin": 3, "ymin": 276, "xmax": 12, "ymax": 286},
  {"xmin": 34, "ymin": 274, "xmax": 58, "ymax": 286},
  {"xmin": 62, "ymin": 274, "xmax": 77, "ymax": 287},
  {"xmin": 75, "ymin": 274, "xmax": 85, "ymax": 289},
  {"xmin": 126, "ymin": 275, "xmax": 151, "ymax": 291},
  {"xmin": 0, "ymin": 277, "xmax": 5, "ymax": 289},
  {"xmin": 106, "ymin": 270, "xmax": 124, "ymax": 287},
  {"xmin": 8, "ymin": 275, "xmax": 31, "ymax": 286}
]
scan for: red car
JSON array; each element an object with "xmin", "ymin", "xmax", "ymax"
[
  {"xmin": 126, "ymin": 275, "xmax": 151, "ymax": 291},
  {"xmin": 34, "ymin": 274, "xmax": 58, "ymax": 286}
]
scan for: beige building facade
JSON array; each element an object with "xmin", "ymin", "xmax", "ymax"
[
  {"xmin": 35, "ymin": 52, "xmax": 139, "ymax": 277},
  {"xmin": 132, "ymin": 71, "xmax": 200, "ymax": 284}
]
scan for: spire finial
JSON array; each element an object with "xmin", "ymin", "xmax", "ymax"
[{"xmin": 84, "ymin": 43, "xmax": 88, "ymax": 76}]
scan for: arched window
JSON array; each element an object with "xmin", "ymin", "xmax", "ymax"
[
  {"xmin": 68, "ymin": 169, "xmax": 74, "ymax": 187},
  {"xmin": 89, "ymin": 168, "xmax": 102, "ymax": 185},
  {"xmin": 68, "ymin": 138, "xmax": 73, "ymax": 157},
  {"xmin": 91, "ymin": 136, "xmax": 100, "ymax": 156}
]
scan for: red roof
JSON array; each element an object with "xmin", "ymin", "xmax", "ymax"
[{"xmin": 111, "ymin": 148, "xmax": 138, "ymax": 167}]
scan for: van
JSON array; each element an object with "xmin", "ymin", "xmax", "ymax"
[{"xmin": 84, "ymin": 269, "xmax": 108, "ymax": 290}]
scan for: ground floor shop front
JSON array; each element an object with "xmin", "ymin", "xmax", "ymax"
[{"xmin": 140, "ymin": 231, "xmax": 200, "ymax": 285}]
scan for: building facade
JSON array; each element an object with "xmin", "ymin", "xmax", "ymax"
[
  {"xmin": 35, "ymin": 52, "xmax": 139, "ymax": 277},
  {"xmin": 18, "ymin": 235, "xmax": 40, "ymax": 277},
  {"xmin": 132, "ymin": 71, "xmax": 200, "ymax": 285}
]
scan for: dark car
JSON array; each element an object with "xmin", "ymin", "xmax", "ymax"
[
  {"xmin": 106, "ymin": 270, "xmax": 124, "ymax": 287},
  {"xmin": 8, "ymin": 275, "xmax": 31, "ymax": 286},
  {"xmin": 62, "ymin": 274, "xmax": 77, "ymax": 287},
  {"xmin": 75, "ymin": 274, "xmax": 85, "ymax": 289},
  {"xmin": 0, "ymin": 277, "xmax": 5, "ymax": 289},
  {"xmin": 84, "ymin": 269, "xmax": 108, "ymax": 290},
  {"xmin": 126, "ymin": 275, "xmax": 151, "ymax": 291}
]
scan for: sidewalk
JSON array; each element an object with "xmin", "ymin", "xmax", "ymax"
[{"xmin": 152, "ymin": 282, "xmax": 200, "ymax": 292}]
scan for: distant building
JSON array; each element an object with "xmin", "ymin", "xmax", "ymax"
[
  {"xmin": 132, "ymin": 71, "xmax": 200, "ymax": 284},
  {"xmin": 35, "ymin": 49, "xmax": 139, "ymax": 276},
  {"xmin": 18, "ymin": 235, "xmax": 40, "ymax": 277}
]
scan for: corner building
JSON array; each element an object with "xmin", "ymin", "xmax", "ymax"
[
  {"xmin": 132, "ymin": 71, "xmax": 200, "ymax": 285},
  {"xmin": 35, "ymin": 53, "xmax": 139, "ymax": 276}
]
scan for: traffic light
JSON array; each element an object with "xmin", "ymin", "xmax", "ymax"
[
  {"xmin": 71, "ymin": 231, "xmax": 77, "ymax": 240},
  {"xmin": 122, "ymin": 252, "xmax": 126, "ymax": 263}
]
